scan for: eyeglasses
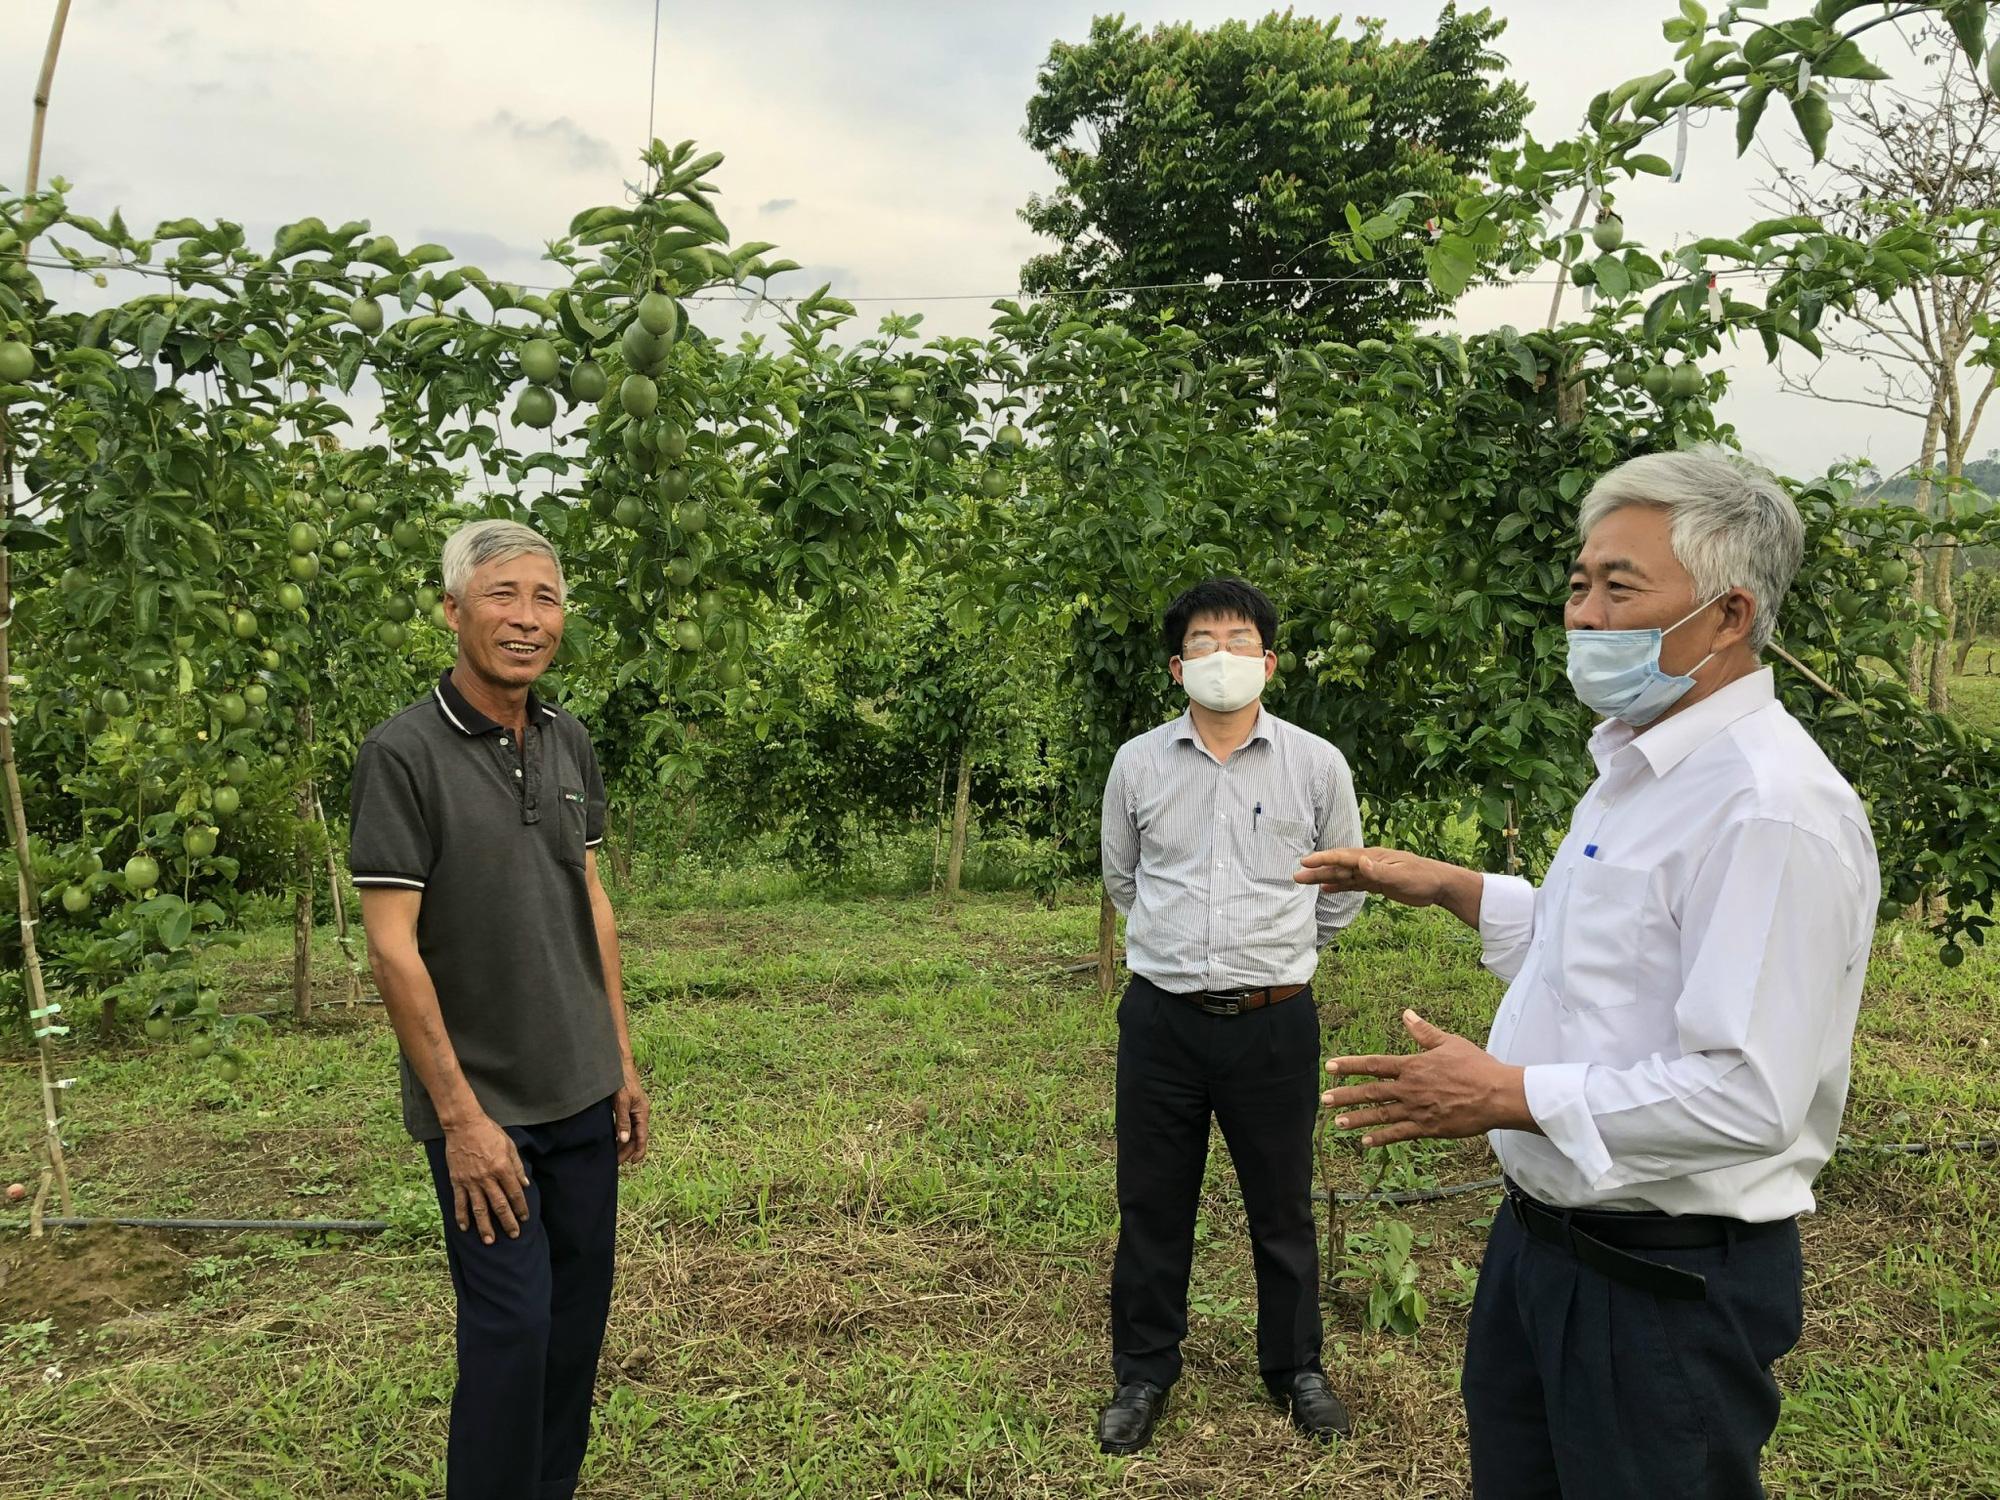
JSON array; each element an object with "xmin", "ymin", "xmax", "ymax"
[{"xmin": 1182, "ymin": 630, "xmax": 1264, "ymax": 659}]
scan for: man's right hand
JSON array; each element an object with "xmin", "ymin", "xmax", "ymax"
[
  {"xmin": 443, "ymin": 1113, "xmax": 531, "ymax": 1244},
  {"xmin": 1295, "ymin": 847, "xmax": 1485, "ymax": 929},
  {"xmin": 1294, "ymin": 846, "xmax": 1445, "ymax": 904}
]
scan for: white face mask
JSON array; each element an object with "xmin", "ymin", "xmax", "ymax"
[{"xmin": 1179, "ymin": 651, "xmax": 1268, "ymax": 713}]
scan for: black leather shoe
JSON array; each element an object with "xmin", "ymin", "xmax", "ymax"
[
  {"xmin": 1276, "ymin": 1371, "xmax": 1351, "ymax": 1442},
  {"xmin": 1097, "ymin": 1381, "xmax": 1169, "ymax": 1455}
]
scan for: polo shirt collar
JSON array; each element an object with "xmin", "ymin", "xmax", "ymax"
[
  {"xmin": 1169, "ymin": 705, "xmax": 1276, "ymax": 749},
  {"xmin": 433, "ymin": 669, "xmax": 557, "ymax": 737},
  {"xmin": 1588, "ymin": 666, "xmax": 1776, "ymax": 778}
]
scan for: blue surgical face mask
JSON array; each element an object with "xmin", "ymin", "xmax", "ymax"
[{"xmin": 1566, "ymin": 592, "xmax": 1727, "ymax": 727}]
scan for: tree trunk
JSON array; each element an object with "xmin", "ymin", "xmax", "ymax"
[
  {"xmin": 292, "ymin": 783, "xmax": 314, "ymax": 1024},
  {"xmin": 1957, "ymin": 633, "xmax": 1978, "ymax": 676},
  {"xmin": 944, "ymin": 746, "xmax": 973, "ymax": 898},
  {"xmin": 1907, "ymin": 401, "xmax": 1946, "ymax": 694},
  {"xmin": 1097, "ymin": 885, "xmax": 1118, "ymax": 1000},
  {"xmin": 1931, "ymin": 555, "xmax": 1958, "ymax": 711},
  {"xmin": 313, "ymin": 786, "xmax": 365, "ymax": 1005},
  {"xmin": 297, "ymin": 702, "xmax": 364, "ymax": 1005}
]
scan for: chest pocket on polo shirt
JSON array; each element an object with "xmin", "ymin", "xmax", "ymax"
[
  {"xmin": 1551, "ymin": 859, "xmax": 1653, "ymax": 1010},
  {"xmin": 556, "ymin": 785, "xmax": 588, "ymax": 869},
  {"xmin": 1247, "ymin": 815, "xmax": 1313, "ymax": 882}
]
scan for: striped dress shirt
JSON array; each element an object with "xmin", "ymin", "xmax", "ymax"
[{"xmin": 1102, "ymin": 708, "xmax": 1364, "ymax": 993}]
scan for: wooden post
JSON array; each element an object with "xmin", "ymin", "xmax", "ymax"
[
  {"xmin": 1503, "ymin": 789, "xmax": 1520, "ymax": 878},
  {"xmin": 1097, "ymin": 886, "xmax": 1118, "ymax": 1000},
  {"xmin": 944, "ymin": 746, "xmax": 973, "ymax": 898},
  {"xmin": 292, "ymin": 784, "xmax": 314, "ymax": 1024}
]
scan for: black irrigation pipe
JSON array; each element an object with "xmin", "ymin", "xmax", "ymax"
[
  {"xmin": 5, "ymin": 1141, "xmax": 1995, "ymax": 1235},
  {"xmin": 0, "ymin": 1216, "xmax": 390, "ymax": 1233}
]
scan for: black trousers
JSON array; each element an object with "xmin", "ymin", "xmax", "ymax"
[
  {"xmin": 1111, "ymin": 974, "xmax": 1323, "ymax": 1390},
  {"xmin": 422, "ymin": 1096, "xmax": 619, "ymax": 1500},
  {"xmin": 1463, "ymin": 1198, "xmax": 1805, "ymax": 1499}
]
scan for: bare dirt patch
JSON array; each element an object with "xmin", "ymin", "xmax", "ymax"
[{"xmin": 0, "ymin": 1228, "xmax": 193, "ymax": 1332}]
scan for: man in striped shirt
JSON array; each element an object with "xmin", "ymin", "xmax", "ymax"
[{"xmin": 1096, "ymin": 578, "xmax": 1364, "ymax": 1454}]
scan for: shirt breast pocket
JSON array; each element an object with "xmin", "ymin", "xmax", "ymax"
[
  {"xmin": 1248, "ymin": 815, "xmax": 1313, "ymax": 883},
  {"xmin": 1553, "ymin": 859, "xmax": 1653, "ymax": 1010},
  {"xmin": 557, "ymin": 785, "xmax": 588, "ymax": 869}
]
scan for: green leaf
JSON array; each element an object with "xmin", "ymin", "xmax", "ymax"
[
  {"xmin": 1944, "ymin": 0, "xmax": 1985, "ymax": 65},
  {"xmin": 1813, "ymin": 38, "xmax": 1891, "ymax": 81},
  {"xmin": 1624, "ymin": 154, "xmax": 1674, "ymax": 177},
  {"xmin": 159, "ymin": 902, "xmax": 194, "ymax": 951},
  {"xmin": 1791, "ymin": 92, "xmax": 1834, "ymax": 164},
  {"xmin": 655, "ymin": 200, "xmax": 729, "ymax": 243},
  {"xmin": 1423, "ymin": 234, "xmax": 1479, "ymax": 299},
  {"xmin": 1643, "ymin": 286, "xmax": 1680, "ymax": 344},
  {"xmin": 1593, "ymin": 254, "xmax": 1631, "ymax": 299}
]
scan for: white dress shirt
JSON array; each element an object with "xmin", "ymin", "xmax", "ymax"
[
  {"xmin": 1103, "ymin": 708, "xmax": 1363, "ymax": 992},
  {"xmin": 1479, "ymin": 668, "xmax": 1879, "ymax": 1221}
]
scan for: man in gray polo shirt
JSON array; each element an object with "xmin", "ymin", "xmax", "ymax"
[
  {"xmin": 350, "ymin": 518, "xmax": 648, "ymax": 1500},
  {"xmin": 1096, "ymin": 577, "xmax": 1362, "ymax": 1456}
]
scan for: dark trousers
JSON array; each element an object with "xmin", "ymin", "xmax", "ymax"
[
  {"xmin": 422, "ymin": 1096, "xmax": 619, "ymax": 1500},
  {"xmin": 1111, "ymin": 974, "xmax": 1323, "ymax": 1390},
  {"xmin": 1463, "ymin": 1199, "xmax": 1805, "ymax": 1499}
]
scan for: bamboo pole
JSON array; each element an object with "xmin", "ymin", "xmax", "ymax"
[
  {"xmin": 5, "ymin": 0, "xmax": 80, "ymax": 1234},
  {"xmin": 26, "ymin": 0, "xmax": 73, "ymax": 200}
]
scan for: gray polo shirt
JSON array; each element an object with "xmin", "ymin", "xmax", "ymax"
[
  {"xmin": 1101, "ymin": 708, "xmax": 1363, "ymax": 993},
  {"xmin": 348, "ymin": 671, "xmax": 623, "ymax": 1141}
]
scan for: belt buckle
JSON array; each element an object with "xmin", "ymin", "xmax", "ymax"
[{"xmin": 1199, "ymin": 992, "xmax": 1243, "ymax": 1016}]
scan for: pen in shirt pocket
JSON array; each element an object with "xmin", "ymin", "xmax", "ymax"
[{"xmin": 1254, "ymin": 802, "xmax": 1262, "ymax": 832}]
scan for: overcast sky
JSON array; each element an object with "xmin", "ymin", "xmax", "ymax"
[{"xmin": 0, "ymin": 0, "xmax": 1964, "ymax": 481}]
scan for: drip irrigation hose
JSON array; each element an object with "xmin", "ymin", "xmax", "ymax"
[{"xmin": 1, "ymin": 1216, "xmax": 389, "ymax": 1233}]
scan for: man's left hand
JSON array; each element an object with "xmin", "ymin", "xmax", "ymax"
[
  {"xmin": 1323, "ymin": 1010, "xmax": 1536, "ymax": 1146},
  {"xmin": 614, "ymin": 1061, "xmax": 650, "ymax": 1167}
]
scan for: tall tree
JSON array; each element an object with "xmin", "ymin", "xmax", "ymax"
[
  {"xmin": 1018, "ymin": 6, "xmax": 1529, "ymax": 349},
  {"xmin": 1765, "ymin": 23, "xmax": 2000, "ymax": 712}
]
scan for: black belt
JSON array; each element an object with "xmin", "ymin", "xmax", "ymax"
[{"xmin": 1504, "ymin": 1178, "xmax": 1792, "ymax": 1302}]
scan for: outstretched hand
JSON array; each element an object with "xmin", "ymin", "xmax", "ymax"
[
  {"xmin": 1322, "ymin": 1010, "xmax": 1536, "ymax": 1147},
  {"xmin": 1296, "ymin": 847, "xmax": 1486, "ymax": 928}
]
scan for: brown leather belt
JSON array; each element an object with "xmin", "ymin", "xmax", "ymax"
[{"xmin": 1178, "ymin": 983, "xmax": 1308, "ymax": 1016}]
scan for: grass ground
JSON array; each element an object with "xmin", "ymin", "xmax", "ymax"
[
  {"xmin": 2, "ymin": 869, "xmax": 1997, "ymax": 1499},
  {"xmin": 1950, "ymin": 640, "xmax": 2000, "ymax": 737}
]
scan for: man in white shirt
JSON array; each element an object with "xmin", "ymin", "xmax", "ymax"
[
  {"xmin": 1298, "ymin": 447, "xmax": 1879, "ymax": 1498},
  {"xmin": 1097, "ymin": 578, "xmax": 1364, "ymax": 1454}
]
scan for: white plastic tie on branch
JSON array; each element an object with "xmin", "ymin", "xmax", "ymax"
[
  {"xmin": 1672, "ymin": 106, "xmax": 1690, "ymax": 183},
  {"xmin": 1582, "ymin": 283, "xmax": 1596, "ymax": 313},
  {"xmin": 1797, "ymin": 57, "xmax": 1812, "ymax": 96},
  {"xmin": 1706, "ymin": 274, "xmax": 1723, "ymax": 320}
]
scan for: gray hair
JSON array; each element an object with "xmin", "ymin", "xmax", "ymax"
[
  {"xmin": 440, "ymin": 519, "xmax": 565, "ymax": 602},
  {"xmin": 1577, "ymin": 445, "xmax": 1803, "ymax": 653}
]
